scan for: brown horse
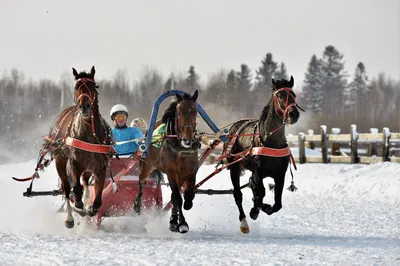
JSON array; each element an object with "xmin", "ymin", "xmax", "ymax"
[
  {"xmin": 134, "ymin": 90, "xmax": 200, "ymax": 233},
  {"xmin": 222, "ymin": 76, "xmax": 302, "ymax": 233},
  {"xmin": 43, "ymin": 66, "xmax": 113, "ymax": 228}
]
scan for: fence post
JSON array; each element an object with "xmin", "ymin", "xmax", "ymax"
[
  {"xmin": 382, "ymin": 127, "xmax": 391, "ymax": 162},
  {"xmin": 299, "ymin": 132, "xmax": 306, "ymax": 164},
  {"xmin": 331, "ymin": 128, "xmax": 341, "ymax": 155},
  {"xmin": 350, "ymin": 124, "xmax": 359, "ymax": 164},
  {"xmin": 307, "ymin": 129, "xmax": 315, "ymax": 149},
  {"xmin": 368, "ymin": 128, "xmax": 378, "ymax": 157},
  {"xmin": 321, "ymin": 125, "xmax": 328, "ymax": 163}
]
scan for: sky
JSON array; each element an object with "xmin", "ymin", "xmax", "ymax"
[{"xmin": 0, "ymin": 0, "xmax": 399, "ymax": 90}]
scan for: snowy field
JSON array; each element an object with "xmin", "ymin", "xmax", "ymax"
[{"xmin": 0, "ymin": 160, "xmax": 399, "ymax": 265}]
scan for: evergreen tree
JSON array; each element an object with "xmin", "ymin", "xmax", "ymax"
[
  {"xmin": 254, "ymin": 53, "xmax": 278, "ymax": 94},
  {"xmin": 274, "ymin": 62, "xmax": 288, "ymax": 80},
  {"xmin": 186, "ymin": 66, "xmax": 200, "ymax": 92},
  {"xmin": 236, "ymin": 64, "xmax": 252, "ymax": 116},
  {"xmin": 348, "ymin": 62, "xmax": 369, "ymax": 109},
  {"xmin": 320, "ymin": 45, "xmax": 348, "ymax": 115},
  {"xmin": 301, "ymin": 55, "xmax": 324, "ymax": 115}
]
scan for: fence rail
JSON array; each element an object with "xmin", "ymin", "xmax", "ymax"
[{"xmin": 202, "ymin": 124, "xmax": 400, "ymax": 165}]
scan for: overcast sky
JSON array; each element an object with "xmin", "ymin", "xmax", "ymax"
[{"xmin": 0, "ymin": 0, "xmax": 399, "ymax": 89}]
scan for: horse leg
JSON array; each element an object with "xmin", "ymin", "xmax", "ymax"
[
  {"xmin": 86, "ymin": 167, "xmax": 106, "ymax": 217},
  {"xmin": 169, "ymin": 198, "xmax": 179, "ymax": 232},
  {"xmin": 133, "ymin": 162, "xmax": 152, "ymax": 214},
  {"xmin": 183, "ymin": 175, "xmax": 195, "ymax": 210},
  {"xmin": 262, "ymin": 173, "xmax": 284, "ymax": 215},
  {"xmin": 230, "ymin": 163, "xmax": 249, "ymax": 234},
  {"xmin": 169, "ymin": 179, "xmax": 189, "ymax": 234},
  {"xmin": 70, "ymin": 160, "xmax": 85, "ymax": 216},
  {"xmin": 81, "ymin": 171, "xmax": 92, "ymax": 211},
  {"xmin": 249, "ymin": 168, "xmax": 265, "ymax": 220},
  {"xmin": 55, "ymin": 157, "xmax": 74, "ymax": 228}
]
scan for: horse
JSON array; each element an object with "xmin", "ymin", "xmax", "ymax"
[
  {"xmin": 134, "ymin": 90, "xmax": 200, "ymax": 233},
  {"xmin": 42, "ymin": 66, "xmax": 113, "ymax": 228},
  {"xmin": 222, "ymin": 76, "xmax": 302, "ymax": 233}
]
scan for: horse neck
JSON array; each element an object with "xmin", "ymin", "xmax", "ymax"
[
  {"xmin": 73, "ymin": 102, "xmax": 107, "ymax": 144},
  {"xmin": 259, "ymin": 102, "xmax": 287, "ymax": 148}
]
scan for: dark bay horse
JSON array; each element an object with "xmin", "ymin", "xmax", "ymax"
[
  {"xmin": 134, "ymin": 91, "xmax": 200, "ymax": 233},
  {"xmin": 43, "ymin": 66, "xmax": 113, "ymax": 228},
  {"xmin": 222, "ymin": 76, "xmax": 301, "ymax": 233}
]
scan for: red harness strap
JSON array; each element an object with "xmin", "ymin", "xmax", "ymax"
[{"xmin": 65, "ymin": 137, "xmax": 114, "ymax": 154}]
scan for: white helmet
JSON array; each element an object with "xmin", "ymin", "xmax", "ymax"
[
  {"xmin": 130, "ymin": 118, "xmax": 148, "ymax": 133},
  {"xmin": 110, "ymin": 104, "xmax": 128, "ymax": 121}
]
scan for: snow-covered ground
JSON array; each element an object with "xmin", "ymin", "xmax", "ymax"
[{"xmin": 0, "ymin": 160, "xmax": 399, "ymax": 265}]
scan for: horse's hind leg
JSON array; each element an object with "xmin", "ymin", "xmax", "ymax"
[
  {"xmin": 55, "ymin": 157, "xmax": 74, "ymax": 228},
  {"xmin": 86, "ymin": 166, "xmax": 106, "ymax": 217},
  {"xmin": 249, "ymin": 166, "xmax": 266, "ymax": 220},
  {"xmin": 133, "ymin": 162, "xmax": 152, "ymax": 214},
  {"xmin": 230, "ymin": 163, "xmax": 249, "ymax": 234},
  {"xmin": 262, "ymin": 173, "xmax": 284, "ymax": 215}
]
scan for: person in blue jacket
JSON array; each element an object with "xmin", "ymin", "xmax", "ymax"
[{"xmin": 110, "ymin": 104, "xmax": 143, "ymax": 156}]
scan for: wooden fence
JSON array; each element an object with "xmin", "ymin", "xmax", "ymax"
[
  {"xmin": 286, "ymin": 125, "xmax": 400, "ymax": 164},
  {"xmin": 203, "ymin": 124, "xmax": 400, "ymax": 164}
]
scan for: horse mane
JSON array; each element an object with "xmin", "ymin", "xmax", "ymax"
[
  {"xmin": 162, "ymin": 101, "xmax": 178, "ymax": 123},
  {"xmin": 161, "ymin": 92, "xmax": 193, "ymax": 123}
]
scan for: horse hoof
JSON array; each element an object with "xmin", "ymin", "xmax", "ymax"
[
  {"xmin": 169, "ymin": 223, "xmax": 178, "ymax": 232},
  {"xmin": 183, "ymin": 201, "xmax": 193, "ymax": 210},
  {"xmin": 240, "ymin": 218, "xmax": 249, "ymax": 234},
  {"xmin": 250, "ymin": 207, "xmax": 259, "ymax": 220},
  {"xmin": 133, "ymin": 202, "xmax": 141, "ymax": 215},
  {"xmin": 177, "ymin": 222, "xmax": 189, "ymax": 234},
  {"xmin": 86, "ymin": 205, "xmax": 98, "ymax": 217},
  {"xmin": 72, "ymin": 206, "xmax": 86, "ymax": 217},
  {"xmin": 64, "ymin": 220, "xmax": 74, "ymax": 229}
]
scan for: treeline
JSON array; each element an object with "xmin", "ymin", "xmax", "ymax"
[{"xmin": 0, "ymin": 45, "xmax": 399, "ymax": 163}]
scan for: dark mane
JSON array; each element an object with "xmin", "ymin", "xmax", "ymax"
[
  {"xmin": 162, "ymin": 101, "xmax": 178, "ymax": 123},
  {"xmin": 74, "ymin": 71, "xmax": 92, "ymax": 80},
  {"xmin": 161, "ymin": 92, "xmax": 193, "ymax": 123}
]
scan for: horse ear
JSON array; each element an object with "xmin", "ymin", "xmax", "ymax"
[
  {"xmin": 289, "ymin": 75, "xmax": 294, "ymax": 87},
  {"xmin": 191, "ymin": 90, "xmax": 198, "ymax": 102},
  {"xmin": 271, "ymin": 78, "xmax": 278, "ymax": 90},
  {"xmin": 90, "ymin": 66, "xmax": 95, "ymax": 79},
  {"xmin": 176, "ymin": 92, "xmax": 183, "ymax": 102},
  {"xmin": 72, "ymin": 68, "xmax": 78, "ymax": 79}
]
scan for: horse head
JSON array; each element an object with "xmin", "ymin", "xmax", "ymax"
[
  {"xmin": 72, "ymin": 66, "xmax": 99, "ymax": 119},
  {"xmin": 271, "ymin": 76, "xmax": 302, "ymax": 125},
  {"xmin": 175, "ymin": 90, "xmax": 198, "ymax": 148}
]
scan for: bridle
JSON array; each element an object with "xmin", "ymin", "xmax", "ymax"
[
  {"xmin": 272, "ymin": 87, "xmax": 304, "ymax": 123},
  {"xmin": 174, "ymin": 102, "xmax": 197, "ymax": 141},
  {"xmin": 74, "ymin": 78, "xmax": 98, "ymax": 109}
]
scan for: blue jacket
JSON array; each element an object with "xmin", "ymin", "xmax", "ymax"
[{"xmin": 112, "ymin": 126, "xmax": 144, "ymax": 155}]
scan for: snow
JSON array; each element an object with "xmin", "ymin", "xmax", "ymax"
[{"xmin": 0, "ymin": 160, "xmax": 399, "ymax": 265}]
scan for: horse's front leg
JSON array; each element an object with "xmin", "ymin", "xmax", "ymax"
[
  {"xmin": 169, "ymin": 177, "xmax": 189, "ymax": 234},
  {"xmin": 261, "ymin": 173, "xmax": 284, "ymax": 215},
  {"xmin": 86, "ymin": 167, "xmax": 106, "ymax": 217},
  {"xmin": 70, "ymin": 160, "xmax": 86, "ymax": 216},
  {"xmin": 183, "ymin": 174, "xmax": 196, "ymax": 211},
  {"xmin": 81, "ymin": 171, "xmax": 92, "ymax": 211}
]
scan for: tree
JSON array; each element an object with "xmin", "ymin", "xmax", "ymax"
[
  {"xmin": 254, "ymin": 53, "xmax": 278, "ymax": 95},
  {"xmin": 186, "ymin": 66, "xmax": 200, "ymax": 93},
  {"xmin": 236, "ymin": 64, "xmax": 253, "ymax": 116},
  {"xmin": 320, "ymin": 45, "xmax": 348, "ymax": 116},
  {"xmin": 347, "ymin": 62, "xmax": 369, "ymax": 119},
  {"xmin": 274, "ymin": 62, "xmax": 288, "ymax": 80},
  {"xmin": 301, "ymin": 55, "xmax": 324, "ymax": 115}
]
